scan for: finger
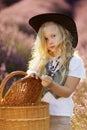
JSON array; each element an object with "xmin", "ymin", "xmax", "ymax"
[
  {"xmin": 41, "ymin": 75, "xmax": 47, "ymax": 79},
  {"xmin": 28, "ymin": 73, "xmax": 36, "ymax": 78},
  {"xmin": 31, "ymin": 73, "xmax": 40, "ymax": 79},
  {"xmin": 35, "ymin": 74, "xmax": 40, "ymax": 79},
  {"xmin": 41, "ymin": 81, "xmax": 48, "ymax": 87}
]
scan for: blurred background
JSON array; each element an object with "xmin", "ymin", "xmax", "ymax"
[{"xmin": 0, "ymin": 0, "xmax": 87, "ymax": 129}]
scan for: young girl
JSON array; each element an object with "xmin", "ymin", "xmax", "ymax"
[{"xmin": 27, "ymin": 13, "xmax": 86, "ymax": 130}]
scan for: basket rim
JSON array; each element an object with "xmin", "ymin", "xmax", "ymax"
[{"xmin": 0, "ymin": 102, "xmax": 49, "ymax": 108}]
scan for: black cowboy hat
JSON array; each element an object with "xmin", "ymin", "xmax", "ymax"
[{"xmin": 29, "ymin": 13, "xmax": 78, "ymax": 48}]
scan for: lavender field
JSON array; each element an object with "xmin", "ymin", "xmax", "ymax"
[{"xmin": 0, "ymin": 0, "xmax": 87, "ymax": 129}]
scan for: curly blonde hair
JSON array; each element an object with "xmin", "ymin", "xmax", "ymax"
[{"xmin": 28, "ymin": 22, "xmax": 74, "ymax": 78}]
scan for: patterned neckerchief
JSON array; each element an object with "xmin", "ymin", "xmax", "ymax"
[{"xmin": 48, "ymin": 56, "xmax": 63, "ymax": 77}]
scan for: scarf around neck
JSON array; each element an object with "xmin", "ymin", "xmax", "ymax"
[{"xmin": 46, "ymin": 56, "xmax": 63, "ymax": 77}]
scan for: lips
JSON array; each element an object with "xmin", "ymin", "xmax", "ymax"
[{"xmin": 49, "ymin": 45, "xmax": 55, "ymax": 48}]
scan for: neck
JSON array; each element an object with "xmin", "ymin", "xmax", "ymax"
[{"xmin": 48, "ymin": 50, "xmax": 60, "ymax": 57}]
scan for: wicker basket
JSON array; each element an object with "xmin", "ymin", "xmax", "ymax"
[
  {"xmin": 0, "ymin": 71, "xmax": 50, "ymax": 130},
  {"xmin": 0, "ymin": 102, "xmax": 50, "ymax": 130},
  {"xmin": 0, "ymin": 71, "xmax": 43, "ymax": 106}
]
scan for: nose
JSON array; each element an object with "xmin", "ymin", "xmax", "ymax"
[{"xmin": 48, "ymin": 38, "xmax": 53, "ymax": 45}]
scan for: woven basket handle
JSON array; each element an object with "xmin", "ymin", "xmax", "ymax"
[{"xmin": 0, "ymin": 71, "xmax": 27, "ymax": 101}]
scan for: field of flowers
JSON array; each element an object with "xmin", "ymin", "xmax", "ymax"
[
  {"xmin": 0, "ymin": 21, "xmax": 33, "ymax": 82},
  {"xmin": 71, "ymin": 81, "xmax": 87, "ymax": 130},
  {"xmin": 0, "ymin": 0, "xmax": 87, "ymax": 129}
]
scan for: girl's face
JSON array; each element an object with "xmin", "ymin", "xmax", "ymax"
[{"xmin": 43, "ymin": 22, "xmax": 62, "ymax": 56}]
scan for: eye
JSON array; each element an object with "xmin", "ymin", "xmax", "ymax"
[{"xmin": 45, "ymin": 37, "xmax": 48, "ymax": 41}]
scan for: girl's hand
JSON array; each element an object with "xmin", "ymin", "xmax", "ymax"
[
  {"xmin": 27, "ymin": 73, "xmax": 40, "ymax": 79},
  {"xmin": 27, "ymin": 70, "xmax": 40, "ymax": 79},
  {"xmin": 41, "ymin": 75, "xmax": 53, "ymax": 88}
]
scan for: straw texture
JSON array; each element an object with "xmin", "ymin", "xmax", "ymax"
[
  {"xmin": 0, "ymin": 71, "xmax": 43, "ymax": 106},
  {"xmin": 0, "ymin": 102, "xmax": 50, "ymax": 130}
]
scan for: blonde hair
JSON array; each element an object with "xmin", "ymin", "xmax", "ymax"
[{"xmin": 28, "ymin": 22, "xmax": 74, "ymax": 79}]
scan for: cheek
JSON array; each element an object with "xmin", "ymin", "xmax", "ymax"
[
  {"xmin": 55, "ymin": 37, "xmax": 59, "ymax": 45},
  {"xmin": 56, "ymin": 36, "xmax": 62, "ymax": 45}
]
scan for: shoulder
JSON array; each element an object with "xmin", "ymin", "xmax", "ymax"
[
  {"xmin": 68, "ymin": 55, "xmax": 86, "ymax": 79},
  {"xmin": 69, "ymin": 55, "xmax": 83, "ymax": 66}
]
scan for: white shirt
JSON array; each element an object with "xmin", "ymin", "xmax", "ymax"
[{"xmin": 41, "ymin": 55, "xmax": 86, "ymax": 117}]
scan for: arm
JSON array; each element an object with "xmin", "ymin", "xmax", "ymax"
[{"xmin": 41, "ymin": 75, "xmax": 80, "ymax": 98}]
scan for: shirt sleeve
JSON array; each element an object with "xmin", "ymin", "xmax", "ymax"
[{"xmin": 68, "ymin": 56, "xmax": 86, "ymax": 79}]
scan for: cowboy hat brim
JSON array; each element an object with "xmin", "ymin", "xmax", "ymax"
[{"xmin": 29, "ymin": 13, "xmax": 78, "ymax": 48}]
